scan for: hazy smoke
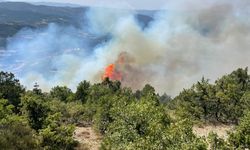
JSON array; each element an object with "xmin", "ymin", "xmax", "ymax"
[{"xmin": 1, "ymin": 1, "xmax": 250, "ymax": 95}]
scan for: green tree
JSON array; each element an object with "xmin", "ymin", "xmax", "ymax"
[
  {"xmin": 39, "ymin": 113, "xmax": 77, "ymax": 150},
  {"xmin": 165, "ymin": 119, "xmax": 207, "ymax": 150},
  {"xmin": 101, "ymin": 97, "xmax": 206, "ymax": 150},
  {"xmin": 228, "ymin": 111, "xmax": 250, "ymax": 149},
  {"xmin": 140, "ymin": 84, "xmax": 159, "ymax": 105},
  {"xmin": 208, "ymin": 132, "xmax": 231, "ymax": 150},
  {"xmin": 0, "ymin": 99, "xmax": 40, "ymax": 149},
  {"xmin": 0, "ymin": 71, "xmax": 25, "ymax": 110},
  {"xmin": 0, "ymin": 116, "xmax": 41, "ymax": 150},
  {"xmin": 33, "ymin": 82, "xmax": 43, "ymax": 95},
  {"xmin": 239, "ymin": 91, "xmax": 250, "ymax": 113},
  {"xmin": 0, "ymin": 99, "xmax": 14, "ymax": 118},
  {"xmin": 215, "ymin": 68, "xmax": 250, "ymax": 123},
  {"xmin": 159, "ymin": 93, "xmax": 172, "ymax": 105},
  {"xmin": 101, "ymin": 99, "xmax": 170, "ymax": 149},
  {"xmin": 50, "ymin": 86, "xmax": 73, "ymax": 102},
  {"xmin": 175, "ymin": 88, "xmax": 204, "ymax": 121},
  {"xmin": 48, "ymin": 99, "xmax": 85, "ymax": 125},
  {"xmin": 174, "ymin": 68, "xmax": 250, "ymax": 123},
  {"xmin": 102, "ymin": 78, "xmax": 121, "ymax": 92},
  {"xmin": 75, "ymin": 80, "xmax": 90, "ymax": 103},
  {"xmin": 196, "ymin": 77, "xmax": 224, "ymax": 123},
  {"xmin": 93, "ymin": 93, "xmax": 133, "ymax": 134},
  {"xmin": 21, "ymin": 92, "xmax": 50, "ymax": 131}
]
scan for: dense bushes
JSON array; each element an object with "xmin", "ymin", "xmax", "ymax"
[
  {"xmin": 0, "ymin": 71, "xmax": 25, "ymax": 110},
  {"xmin": 0, "ymin": 71, "xmax": 80, "ymax": 149},
  {"xmin": 0, "ymin": 99, "xmax": 40, "ymax": 150},
  {"xmin": 207, "ymin": 132, "xmax": 230, "ymax": 150},
  {"xmin": 81, "ymin": 81, "xmax": 207, "ymax": 149},
  {"xmin": 0, "ymin": 116, "xmax": 40, "ymax": 150},
  {"xmin": 39, "ymin": 113, "xmax": 77, "ymax": 150},
  {"xmin": 173, "ymin": 68, "xmax": 250, "ymax": 124},
  {"xmin": 204, "ymin": 110, "xmax": 250, "ymax": 149},
  {"xmin": 1, "ymin": 68, "xmax": 250, "ymax": 149},
  {"xmin": 21, "ymin": 92, "xmax": 50, "ymax": 131},
  {"xmin": 228, "ymin": 111, "xmax": 250, "ymax": 149},
  {"xmin": 101, "ymin": 100, "xmax": 206, "ymax": 150},
  {"xmin": 50, "ymin": 86, "xmax": 74, "ymax": 102}
]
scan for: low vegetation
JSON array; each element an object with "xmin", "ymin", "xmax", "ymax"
[{"xmin": 0, "ymin": 68, "xmax": 250, "ymax": 149}]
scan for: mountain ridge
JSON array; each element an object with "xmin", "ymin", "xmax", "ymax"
[{"xmin": 0, "ymin": 2, "xmax": 155, "ymax": 47}]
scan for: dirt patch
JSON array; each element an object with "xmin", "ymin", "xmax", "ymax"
[
  {"xmin": 74, "ymin": 126, "xmax": 102, "ymax": 150},
  {"xmin": 193, "ymin": 124, "xmax": 234, "ymax": 140}
]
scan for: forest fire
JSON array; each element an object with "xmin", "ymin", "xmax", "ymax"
[
  {"xmin": 102, "ymin": 52, "xmax": 131, "ymax": 81},
  {"xmin": 102, "ymin": 64, "xmax": 122, "ymax": 81}
]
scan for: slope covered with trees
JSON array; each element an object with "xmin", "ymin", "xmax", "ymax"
[
  {"xmin": 0, "ymin": 68, "xmax": 250, "ymax": 149},
  {"xmin": 172, "ymin": 68, "xmax": 250, "ymax": 124}
]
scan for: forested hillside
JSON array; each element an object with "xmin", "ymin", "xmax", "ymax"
[
  {"xmin": 0, "ymin": 2, "xmax": 154, "ymax": 47},
  {"xmin": 0, "ymin": 67, "xmax": 250, "ymax": 150}
]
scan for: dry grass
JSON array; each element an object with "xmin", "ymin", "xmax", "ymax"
[
  {"xmin": 73, "ymin": 126, "xmax": 102, "ymax": 150},
  {"xmin": 193, "ymin": 123, "xmax": 234, "ymax": 140}
]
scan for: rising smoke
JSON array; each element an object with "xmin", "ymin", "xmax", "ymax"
[{"xmin": 1, "ymin": 0, "xmax": 250, "ymax": 95}]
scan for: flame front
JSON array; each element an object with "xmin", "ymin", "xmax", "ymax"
[{"xmin": 102, "ymin": 64, "xmax": 122, "ymax": 81}]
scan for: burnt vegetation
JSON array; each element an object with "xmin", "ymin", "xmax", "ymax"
[{"xmin": 0, "ymin": 67, "xmax": 250, "ymax": 149}]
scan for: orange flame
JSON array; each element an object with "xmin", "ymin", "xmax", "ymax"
[{"xmin": 102, "ymin": 64, "xmax": 122, "ymax": 81}]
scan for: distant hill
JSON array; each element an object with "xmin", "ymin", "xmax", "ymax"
[
  {"xmin": 0, "ymin": 2, "xmax": 155, "ymax": 47},
  {"xmin": 0, "ymin": 2, "xmax": 86, "ymax": 25},
  {"xmin": 31, "ymin": 2, "xmax": 82, "ymax": 7}
]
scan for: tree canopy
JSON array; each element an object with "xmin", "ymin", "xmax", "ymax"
[{"xmin": 0, "ymin": 68, "xmax": 250, "ymax": 149}]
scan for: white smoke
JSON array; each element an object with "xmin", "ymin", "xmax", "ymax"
[
  {"xmin": 1, "ymin": 1, "xmax": 250, "ymax": 95},
  {"xmin": 88, "ymin": 1, "xmax": 250, "ymax": 95}
]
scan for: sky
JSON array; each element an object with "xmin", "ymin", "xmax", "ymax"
[
  {"xmin": 4, "ymin": 0, "xmax": 169, "ymax": 9},
  {"xmin": 4, "ymin": 0, "xmax": 242, "ymax": 10},
  {"xmin": 4, "ymin": 0, "xmax": 225, "ymax": 10}
]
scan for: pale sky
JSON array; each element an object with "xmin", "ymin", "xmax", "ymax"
[
  {"xmin": 4, "ymin": 0, "xmax": 238, "ymax": 10},
  {"xmin": 5, "ymin": 0, "xmax": 170, "ymax": 10}
]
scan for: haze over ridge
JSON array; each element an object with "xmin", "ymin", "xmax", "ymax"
[{"xmin": 1, "ymin": 1, "xmax": 250, "ymax": 96}]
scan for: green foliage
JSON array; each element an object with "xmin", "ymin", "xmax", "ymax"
[
  {"xmin": 75, "ymin": 80, "xmax": 90, "ymax": 103},
  {"xmin": 48, "ymin": 99, "xmax": 85, "ymax": 124},
  {"xmin": 0, "ymin": 115, "xmax": 41, "ymax": 150},
  {"xmin": 159, "ymin": 93, "xmax": 172, "ymax": 105},
  {"xmin": 82, "ymin": 80, "xmax": 123, "ymax": 125},
  {"xmin": 33, "ymin": 82, "xmax": 43, "ymax": 95},
  {"xmin": 174, "ymin": 68, "xmax": 250, "ymax": 124},
  {"xmin": 101, "ymin": 99, "xmax": 170, "ymax": 149},
  {"xmin": 93, "ymin": 103, "xmax": 114, "ymax": 134},
  {"xmin": 0, "ymin": 99, "xmax": 40, "ymax": 149},
  {"xmin": 0, "ymin": 99, "xmax": 14, "ymax": 118},
  {"xmin": 240, "ymin": 91, "xmax": 250, "ymax": 113},
  {"xmin": 141, "ymin": 84, "xmax": 159, "ymax": 105},
  {"xmin": 102, "ymin": 78, "xmax": 121, "ymax": 92},
  {"xmin": 175, "ymin": 88, "xmax": 204, "ymax": 121},
  {"xmin": 165, "ymin": 119, "xmax": 207, "ymax": 150},
  {"xmin": 39, "ymin": 113, "xmax": 77, "ymax": 150},
  {"xmin": 228, "ymin": 111, "xmax": 250, "ymax": 149},
  {"xmin": 214, "ymin": 68, "xmax": 249, "ymax": 123},
  {"xmin": 141, "ymin": 84, "xmax": 156, "ymax": 97},
  {"xmin": 21, "ymin": 92, "xmax": 50, "ymax": 131},
  {"xmin": 0, "ymin": 71, "xmax": 25, "ymax": 110},
  {"xmin": 135, "ymin": 84, "xmax": 159, "ymax": 103},
  {"xmin": 101, "ymin": 93, "xmax": 207, "ymax": 150},
  {"xmin": 0, "ymin": 75, "xmax": 80, "ymax": 149},
  {"xmin": 208, "ymin": 132, "xmax": 231, "ymax": 150},
  {"xmin": 65, "ymin": 102, "xmax": 85, "ymax": 124},
  {"xmin": 50, "ymin": 86, "xmax": 73, "ymax": 102},
  {"xmin": 93, "ymin": 93, "xmax": 135, "ymax": 134},
  {"xmin": 1, "ymin": 68, "xmax": 250, "ymax": 149}
]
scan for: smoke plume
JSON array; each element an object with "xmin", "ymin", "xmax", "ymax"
[{"xmin": 1, "ymin": 0, "xmax": 250, "ymax": 95}]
